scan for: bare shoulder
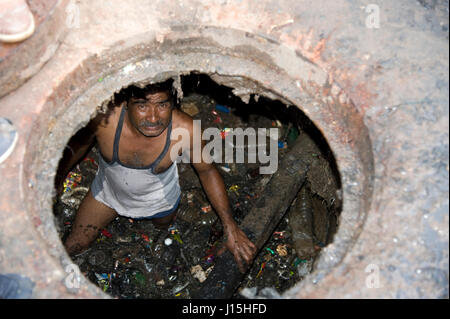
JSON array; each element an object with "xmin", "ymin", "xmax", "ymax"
[{"xmin": 90, "ymin": 104, "xmax": 122, "ymax": 134}]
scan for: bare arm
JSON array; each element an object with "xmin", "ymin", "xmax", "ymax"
[
  {"xmin": 55, "ymin": 126, "xmax": 96, "ymax": 193},
  {"xmin": 186, "ymin": 119, "xmax": 256, "ymax": 272},
  {"xmin": 54, "ymin": 119, "xmax": 100, "ymax": 194}
]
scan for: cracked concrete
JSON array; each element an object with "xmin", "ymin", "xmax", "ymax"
[{"xmin": 0, "ymin": 0, "xmax": 448, "ymax": 298}]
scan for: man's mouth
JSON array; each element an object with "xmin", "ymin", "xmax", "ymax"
[{"xmin": 141, "ymin": 125, "xmax": 161, "ymax": 132}]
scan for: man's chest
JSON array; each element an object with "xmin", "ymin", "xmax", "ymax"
[{"xmin": 97, "ymin": 129, "xmax": 174, "ymax": 172}]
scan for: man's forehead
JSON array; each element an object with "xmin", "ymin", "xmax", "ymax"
[{"xmin": 130, "ymin": 91, "xmax": 169, "ymax": 101}]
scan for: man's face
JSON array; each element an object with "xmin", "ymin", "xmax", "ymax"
[{"xmin": 127, "ymin": 91, "xmax": 173, "ymax": 137}]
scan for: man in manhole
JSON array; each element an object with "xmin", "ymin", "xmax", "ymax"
[{"xmin": 61, "ymin": 80, "xmax": 256, "ymax": 272}]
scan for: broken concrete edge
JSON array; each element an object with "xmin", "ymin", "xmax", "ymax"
[
  {"xmin": 0, "ymin": 23, "xmax": 372, "ymax": 300},
  {"xmin": 43, "ymin": 27, "xmax": 370, "ymax": 298}
]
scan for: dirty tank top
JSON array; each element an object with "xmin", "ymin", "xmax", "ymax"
[{"xmin": 91, "ymin": 106, "xmax": 181, "ymax": 218}]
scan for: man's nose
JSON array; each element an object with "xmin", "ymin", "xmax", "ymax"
[{"xmin": 146, "ymin": 106, "xmax": 159, "ymax": 122}]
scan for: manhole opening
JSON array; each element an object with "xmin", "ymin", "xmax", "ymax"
[{"xmin": 52, "ymin": 73, "xmax": 342, "ymax": 298}]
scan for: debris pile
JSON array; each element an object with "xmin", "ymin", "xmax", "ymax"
[{"xmin": 54, "ymin": 79, "xmax": 341, "ymax": 299}]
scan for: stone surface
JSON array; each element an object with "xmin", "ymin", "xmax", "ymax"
[{"xmin": 0, "ymin": 0, "xmax": 448, "ymax": 298}]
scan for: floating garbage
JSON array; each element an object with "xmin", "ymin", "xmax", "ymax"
[
  {"xmin": 201, "ymin": 205, "xmax": 212, "ymax": 213},
  {"xmin": 190, "ymin": 265, "xmax": 214, "ymax": 283},
  {"xmin": 215, "ymin": 104, "xmax": 230, "ymax": 113},
  {"xmin": 95, "ymin": 273, "xmax": 108, "ymax": 281},
  {"xmin": 204, "ymin": 254, "xmax": 215, "ymax": 264},
  {"xmin": 181, "ymin": 102, "xmax": 200, "ymax": 117},
  {"xmin": 164, "ymin": 238, "xmax": 173, "ymax": 246},
  {"xmin": 276, "ymin": 244, "xmax": 288, "ymax": 257},
  {"xmin": 100, "ymin": 229, "xmax": 112, "ymax": 238},
  {"xmin": 228, "ymin": 185, "xmax": 240, "ymax": 196},
  {"xmin": 82, "ymin": 156, "xmax": 98, "ymax": 169},
  {"xmin": 278, "ymin": 141, "xmax": 287, "ymax": 149},
  {"xmin": 63, "ymin": 172, "xmax": 82, "ymax": 193},
  {"xmin": 98, "ymin": 279, "xmax": 109, "ymax": 292},
  {"xmin": 172, "ymin": 232, "xmax": 183, "ymax": 244},
  {"xmin": 273, "ymin": 231, "xmax": 285, "ymax": 239},
  {"xmin": 220, "ymin": 165, "xmax": 231, "ymax": 173},
  {"xmin": 256, "ymin": 262, "xmax": 266, "ymax": 279},
  {"xmin": 172, "ymin": 282, "xmax": 189, "ymax": 295},
  {"xmin": 293, "ymin": 257, "xmax": 308, "ymax": 267},
  {"xmin": 117, "ymin": 235, "xmax": 133, "ymax": 243}
]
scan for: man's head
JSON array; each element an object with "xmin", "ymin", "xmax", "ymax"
[{"xmin": 125, "ymin": 80, "xmax": 177, "ymax": 137}]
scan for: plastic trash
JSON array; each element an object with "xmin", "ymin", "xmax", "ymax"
[
  {"xmin": 276, "ymin": 244, "xmax": 288, "ymax": 257},
  {"xmin": 215, "ymin": 104, "xmax": 230, "ymax": 113},
  {"xmin": 201, "ymin": 205, "xmax": 212, "ymax": 213},
  {"xmin": 181, "ymin": 102, "xmax": 200, "ymax": 117},
  {"xmin": 100, "ymin": 229, "xmax": 112, "ymax": 238},
  {"xmin": 256, "ymin": 262, "xmax": 266, "ymax": 279}
]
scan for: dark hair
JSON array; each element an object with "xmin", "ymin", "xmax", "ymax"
[{"xmin": 115, "ymin": 79, "xmax": 178, "ymax": 108}]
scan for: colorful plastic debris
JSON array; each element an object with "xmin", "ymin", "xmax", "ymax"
[
  {"xmin": 228, "ymin": 185, "xmax": 240, "ymax": 196},
  {"xmin": 256, "ymin": 262, "xmax": 266, "ymax": 279},
  {"xmin": 201, "ymin": 205, "xmax": 212, "ymax": 213},
  {"xmin": 278, "ymin": 141, "xmax": 286, "ymax": 149},
  {"xmin": 204, "ymin": 254, "xmax": 215, "ymax": 264},
  {"xmin": 141, "ymin": 234, "xmax": 150, "ymax": 242},
  {"xmin": 273, "ymin": 231, "xmax": 285, "ymax": 239},
  {"xmin": 83, "ymin": 156, "xmax": 98, "ymax": 167},
  {"xmin": 172, "ymin": 232, "xmax": 183, "ymax": 244},
  {"xmin": 100, "ymin": 229, "xmax": 112, "ymax": 238},
  {"xmin": 293, "ymin": 257, "xmax": 308, "ymax": 267},
  {"xmin": 215, "ymin": 104, "xmax": 230, "ymax": 113},
  {"xmin": 63, "ymin": 172, "xmax": 82, "ymax": 193},
  {"xmin": 276, "ymin": 244, "xmax": 288, "ymax": 256}
]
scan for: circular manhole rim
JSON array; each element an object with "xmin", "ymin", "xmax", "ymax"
[{"xmin": 22, "ymin": 26, "xmax": 374, "ymax": 298}]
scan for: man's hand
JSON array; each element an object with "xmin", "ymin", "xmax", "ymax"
[{"xmin": 218, "ymin": 223, "xmax": 257, "ymax": 273}]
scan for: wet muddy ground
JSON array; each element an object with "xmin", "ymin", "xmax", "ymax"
[{"xmin": 53, "ymin": 77, "xmax": 341, "ymax": 299}]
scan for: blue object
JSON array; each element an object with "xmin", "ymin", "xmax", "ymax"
[
  {"xmin": 278, "ymin": 141, "xmax": 285, "ymax": 149},
  {"xmin": 0, "ymin": 118, "xmax": 18, "ymax": 164},
  {"xmin": 215, "ymin": 104, "xmax": 230, "ymax": 113},
  {"xmin": 0, "ymin": 273, "xmax": 34, "ymax": 299}
]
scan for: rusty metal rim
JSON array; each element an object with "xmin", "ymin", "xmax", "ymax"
[{"xmin": 22, "ymin": 26, "xmax": 374, "ymax": 298}]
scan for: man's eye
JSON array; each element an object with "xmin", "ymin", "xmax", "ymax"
[
  {"xmin": 137, "ymin": 104, "xmax": 146, "ymax": 109},
  {"xmin": 159, "ymin": 102, "xmax": 170, "ymax": 108}
]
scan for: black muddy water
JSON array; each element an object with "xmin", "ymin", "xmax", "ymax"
[{"xmin": 53, "ymin": 74, "xmax": 341, "ymax": 299}]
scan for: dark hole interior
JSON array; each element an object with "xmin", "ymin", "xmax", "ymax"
[{"xmin": 53, "ymin": 73, "xmax": 342, "ymax": 299}]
